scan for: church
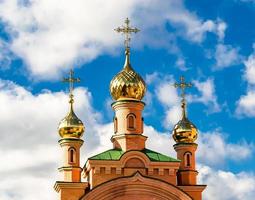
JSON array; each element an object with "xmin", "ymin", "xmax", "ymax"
[{"xmin": 54, "ymin": 18, "xmax": 206, "ymax": 200}]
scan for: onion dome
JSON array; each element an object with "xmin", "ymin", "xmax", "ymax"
[
  {"xmin": 110, "ymin": 48, "xmax": 146, "ymax": 101},
  {"xmin": 172, "ymin": 76, "xmax": 197, "ymax": 143},
  {"xmin": 58, "ymin": 96, "xmax": 84, "ymax": 138},
  {"xmin": 58, "ymin": 70, "xmax": 85, "ymax": 138},
  {"xmin": 172, "ymin": 102, "xmax": 198, "ymax": 143}
]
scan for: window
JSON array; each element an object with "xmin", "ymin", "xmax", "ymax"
[
  {"xmin": 127, "ymin": 114, "xmax": 136, "ymax": 129},
  {"xmin": 184, "ymin": 152, "xmax": 192, "ymax": 167},
  {"xmin": 128, "ymin": 115, "xmax": 134, "ymax": 128},
  {"xmin": 186, "ymin": 154, "xmax": 191, "ymax": 166},
  {"xmin": 141, "ymin": 117, "xmax": 144, "ymax": 133},
  {"xmin": 114, "ymin": 117, "xmax": 118, "ymax": 133},
  {"xmin": 68, "ymin": 148, "xmax": 76, "ymax": 164}
]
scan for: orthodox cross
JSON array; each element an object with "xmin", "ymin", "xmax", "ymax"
[
  {"xmin": 114, "ymin": 18, "xmax": 140, "ymax": 49},
  {"xmin": 174, "ymin": 76, "xmax": 193, "ymax": 101},
  {"xmin": 63, "ymin": 69, "xmax": 81, "ymax": 103},
  {"xmin": 174, "ymin": 76, "xmax": 193, "ymax": 117}
]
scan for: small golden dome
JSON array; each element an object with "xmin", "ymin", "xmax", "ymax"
[
  {"xmin": 110, "ymin": 49, "xmax": 146, "ymax": 101},
  {"xmin": 172, "ymin": 116, "xmax": 198, "ymax": 143},
  {"xmin": 58, "ymin": 96, "xmax": 85, "ymax": 138},
  {"xmin": 172, "ymin": 101, "xmax": 198, "ymax": 143}
]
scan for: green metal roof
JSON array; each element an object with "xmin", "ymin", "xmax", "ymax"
[{"xmin": 88, "ymin": 148, "xmax": 180, "ymax": 162}]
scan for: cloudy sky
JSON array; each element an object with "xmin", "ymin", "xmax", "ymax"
[{"xmin": 0, "ymin": 0, "xmax": 255, "ymax": 200}]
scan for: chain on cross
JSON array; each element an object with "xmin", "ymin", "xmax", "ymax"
[
  {"xmin": 174, "ymin": 76, "xmax": 193, "ymax": 103},
  {"xmin": 63, "ymin": 69, "xmax": 81, "ymax": 103},
  {"xmin": 114, "ymin": 18, "xmax": 140, "ymax": 49}
]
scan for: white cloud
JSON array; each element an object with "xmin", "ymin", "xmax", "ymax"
[
  {"xmin": 197, "ymin": 131, "xmax": 253, "ymax": 167},
  {"xmin": 199, "ymin": 165, "xmax": 255, "ymax": 200},
  {"xmin": 236, "ymin": 46, "xmax": 255, "ymax": 117},
  {"xmin": 0, "ymin": 79, "xmax": 108, "ymax": 200},
  {"xmin": 244, "ymin": 52, "xmax": 255, "ymax": 85},
  {"xmin": 0, "ymin": 39, "xmax": 13, "ymax": 70},
  {"xmin": 215, "ymin": 43, "xmax": 242, "ymax": 69},
  {"xmin": 0, "ymin": 0, "xmax": 226, "ymax": 79},
  {"xmin": 144, "ymin": 124, "xmax": 176, "ymax": 156},
  {"xmin": 164, "ymin": 9, "xmax": 225, "ymax": 43},
  {"xmin": 154, "ymin": 75, "xmax": 182, "ymax": 128},
  {"xmin": 0, "ymin": 175, "xmax": 58, "ymax": 200},
  {"xmin": 0, "ymin": 0, "xmax": 125, "ymax": 79},
  {"xmin": 216, "ymin": 20, "xmax": 227, "ymax": 41},
  {"xmin": 164, "ymin": 105, "xmax": 182, "ymax": 129},
  {"xmin": 145, "ymin": 72, "xmax": 160, "ymax": 85},
  {"xmin": 192, "ymin": 78, "xmax": 220, "ymax": 113},
  {"xmin": 236, "ymin": 91, "xmax": 255, "ymax": 117},
  {"xmin": 148, "ymin": 74, "xmax": 220, "ymax": 128},
  {"xmin": 157, "ymin": 80, "xmax": 180, "ymax": 107},
  {"xmin": 175, "ymin": 57, "xmax": 189, "ymax": 71},
  {"xmin": 0, "ymin": 79, "xmax": 102, "ymax": 150}
]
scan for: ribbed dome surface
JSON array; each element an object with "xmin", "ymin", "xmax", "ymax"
[{"xmin": 110, "ymin": 50, "xmax": 146, "ymax": 101}]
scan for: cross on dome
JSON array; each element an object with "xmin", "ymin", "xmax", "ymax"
[
  {"xmin": 58, "ymin": 69, "xmax": 84, "ymax": 139},
  {"xmin": 174, "ymin": 76, "xmax": 193, "ymax": 118},
  {"xmin": 63, "ymin": 69, "xmax": 81, "ymax": 104},
  {"xmin": 114, "ymin": 18, "xmax": 140, "ymax": 49},
  {"xmin": 174, "ymin": 76, "xmax": 193, "ymax": 103}
]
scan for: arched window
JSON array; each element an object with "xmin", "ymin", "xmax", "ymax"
[
  {"xmin": 128, "ymin": 115, "xmax": 134, "ymax": 128},
  {"xmin": 127, "ymin": 114, "xmax": 136, "ymax": 129},
  {"xmin": 114, "ymin": 117, "xmax": 118, "ymax": 133},
  {"xmin": 141, "ymin": 117, "xmax": 144, "ymax": 133},
  {"xmin": 184, "ymin": 152, "xmax": 192, "ymax": 167},
  {"xmin": 186, "ymin": 154, "xmax": 191, "ymax": 166},
  {"xmin": 68, "ymin": 148, "xmax": 76, "ymax": 164}
]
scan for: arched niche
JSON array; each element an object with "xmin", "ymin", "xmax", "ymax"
[
  {"xmin": 126, "ymin": 113, "xmax": 136, "ymax": 130},
  {"xmin": 68, "ymin": 147, "xmax": 76, "ymax": 164}
]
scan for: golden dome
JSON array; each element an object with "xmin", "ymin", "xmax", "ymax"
[
  {"xmin": 172, "ymin": 101, "xmax": 198, "ymax": 143},
  {"xmin": 58, "ymin": 70, "xmax": 85, "ymax": 139},
  {"xmin": 172, "ymin": 116, "xmax": 198, "ymax": 143},
  {"xmin": 58, "ymin": 98, "xmax": 84, "ymax": 138},
  {"xmin": 110, "ymin": 49, "xmax": 146, "ymax": 101}
]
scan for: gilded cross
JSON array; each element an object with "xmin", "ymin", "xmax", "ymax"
[
  {"xmin": 174, "ymin": 76, "xmax": 193, "ymax": 101},
  {"xmin": 63, "ymin": 69, "xmax": 80, "ymax": 102},
  {"xmin": 114, "ymin": 18, "xmax": 140, "ymax": 49}
]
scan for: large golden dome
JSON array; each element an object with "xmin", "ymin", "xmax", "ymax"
[
  {"xmin": 110, "ymin": 49, "xmax": 146, "ymax": 101},
  {"xmin": 58, "ymin": 96, "xmax": 85, "ymax": 138}
]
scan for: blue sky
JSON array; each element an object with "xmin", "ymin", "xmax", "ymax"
[{"xmin": 0, "ymin": 0, "xmax": 255, "ymax": 200}]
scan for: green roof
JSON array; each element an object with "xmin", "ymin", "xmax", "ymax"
[{"xmin": 88, "ymin": 148, "xmax": 180, "ymax": 162}]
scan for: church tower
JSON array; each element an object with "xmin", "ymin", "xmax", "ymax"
[
  {"xmin": 172, "ymin": 76, "xmax": 205, "ymax": 200},
  {"xmin": 54, "ymin": 70, "xmax": 88, "ymax": 200},
  {"xmin": 110, "ymin": 18, "xmax": 147, "ymax": 152}
]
